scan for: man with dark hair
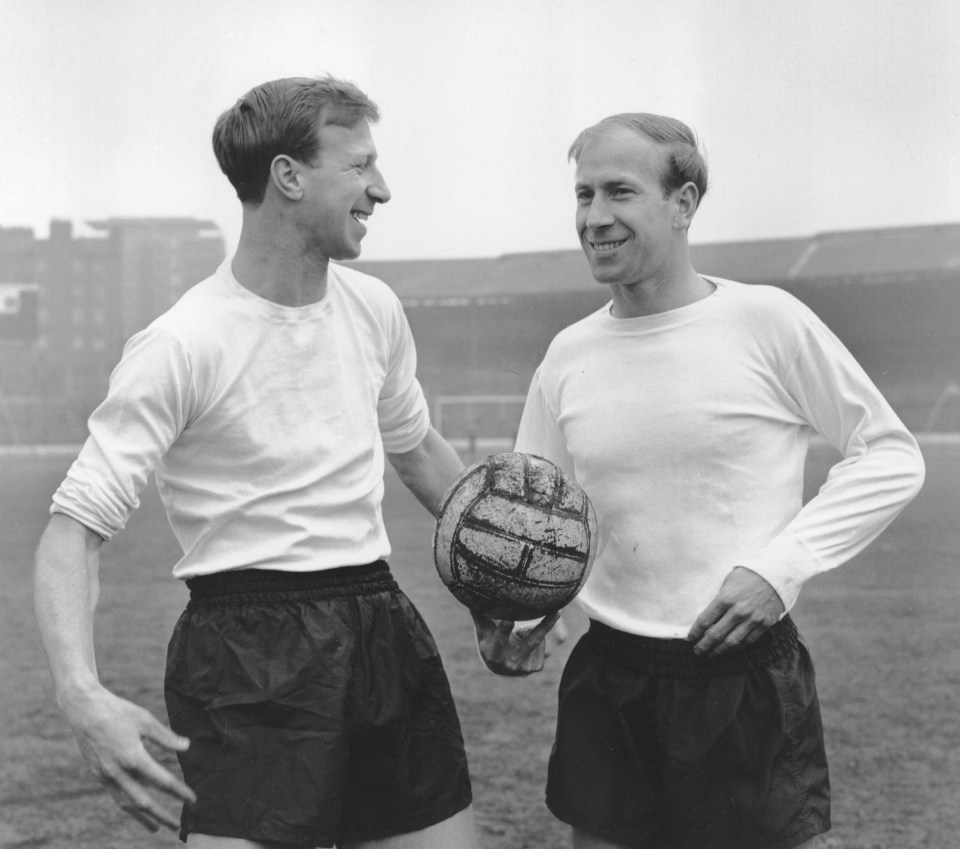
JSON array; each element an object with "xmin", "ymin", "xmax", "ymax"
[
  {"xmin": 479, "ymin": 112, "xmax": 925, "ymax": 849},
  {"xmin": 34, "ymin": 76, "xmax": 477, "ymax": 848}
]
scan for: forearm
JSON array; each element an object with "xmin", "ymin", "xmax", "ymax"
[
  {"xmin": 34, "ymin": 514, "xmax": 194, "ymax": 831},
  {"xmin": 740, "ymin": 430, "xmax": 925, "ymax": 609},
  {"xmin": 388, "ymin": 426, "xmax": 465, "ymax": 516},
  {"xmin": 34, "ymin": 513, "xmax": 106, "ymax": 708},
  {"xmin": 755, "ymin": 317, "xmax": 928, "ymax": 608}
]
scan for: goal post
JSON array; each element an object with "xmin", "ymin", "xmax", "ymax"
[
  {"xmin": 433, "ymin": 394, "xmax": 528, "ymax": 450},
  {"xmin": 923, "ymin": 382, "xmax": 960, "ymax": 432}
]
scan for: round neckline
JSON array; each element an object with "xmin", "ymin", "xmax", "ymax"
[
  {"xmin": 220, "ymin": 260, "xmax": 336, "ymax": 323},
  {"xmin": 597, "ymin": 276, "xmax": 726, "ymax": 334}
]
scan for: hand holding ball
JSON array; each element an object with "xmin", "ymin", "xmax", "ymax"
[{"xmin": 433, "ymin": 452, "xmax": 597, "ymax": 621}]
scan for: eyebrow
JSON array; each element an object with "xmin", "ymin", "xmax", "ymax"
[
  {"xmin": 341, "ymin": 145, "xmax": 377, "ymax": 167},
  {"xmin": 574, "ymin": 178, "xmax": 637, "ymax": 192}
]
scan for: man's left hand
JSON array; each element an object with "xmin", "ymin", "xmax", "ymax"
[
  {"xmin": 687, "ymin": 567, "xmax": 785, "ymax": 656},
  {"xmin": 472, "ymin": 610, "xmax": 566, "ymax": 676}
]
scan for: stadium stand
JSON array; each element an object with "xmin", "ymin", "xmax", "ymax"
[
  {"xmin": 353, "ymin": 223, "xmax": 960, "ymax": 438},
  {"xmin": 1, "ymin": 220, "xmax": 957, "ymax": 444}
]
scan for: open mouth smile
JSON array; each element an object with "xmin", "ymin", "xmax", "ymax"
[
  {"xmin": 351, "ymin": 211, "xmax": 369, "ymax": 223},
  {"xmin": 590, "ymin": 239, "xmax": 626, "ymax": 253}
]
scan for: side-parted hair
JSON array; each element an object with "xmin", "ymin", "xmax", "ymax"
[
  {"xmin": 568, "ymin": 113, "xmax": 708, "ymax": 202},
  {"xmin": 213, "ymin": 75, "xmax": 380, "ymax": 205}
]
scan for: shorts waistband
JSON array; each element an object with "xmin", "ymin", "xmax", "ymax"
[
  {"xmin": 185, "ymin": 561, "xmax": 396, "ymax": 607},
  {"xmin": 586, "ymin": 615, "xmax": 799, "ymax": 678}
]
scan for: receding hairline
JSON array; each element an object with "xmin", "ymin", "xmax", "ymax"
[
  {"xmin": 572, "ymin": 124, "xmax": 668, "ymax": 159},
  {"xmin": 569, "ymin": 119, "xmax": 690, "ymax": 162},
  {"xmin": 570, "ymin": 126, "xmax": 677, "ymax": 187},
  {"xmin": 568, "ymin": 113, "xmax": 708, "ymax": 201}
]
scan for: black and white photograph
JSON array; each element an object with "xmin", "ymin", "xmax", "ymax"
[{"xmin": 1, "ymin": 2, "xmax": 957, "ymax": 847}]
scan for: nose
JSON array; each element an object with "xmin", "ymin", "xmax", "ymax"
[
  {"xmin": 367, "ymin": 166, "xmax": 391, "ymax": 204},
  {"xmin": 583, "ymin": 196, "xmax": 614, "ymax": 230}
]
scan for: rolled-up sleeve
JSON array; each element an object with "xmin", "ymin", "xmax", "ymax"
[
  {"xmin": 376, "ymin": 302, "xmax": 430, "ymax": 454},
  {"xmin": 51, "ymin": 327, "xmax": 195, "ymax": 540}
]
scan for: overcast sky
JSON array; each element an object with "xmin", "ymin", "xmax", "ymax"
[{"xmin": 1, "ymin": 0, "xmax": 958, "ymax": 260}]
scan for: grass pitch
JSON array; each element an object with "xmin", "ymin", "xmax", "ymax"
[{"xmin": 1, "ymin": 445, "xmax": 957, "ymax": 848}]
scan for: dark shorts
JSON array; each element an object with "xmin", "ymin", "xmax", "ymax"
[
  {"xmin": 546, "ymin": 616, "xmax": 830, "ymax": 849},
  {"xmin": 164, "ymin": 562, "xmax": 472, "ymax": 848}
]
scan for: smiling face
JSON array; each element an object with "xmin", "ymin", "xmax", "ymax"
[
  {"xmin": 295, "ymin": 119, "xmax": 391, "ymax": 261},
  {"xmin": 574, "ymin": 127, "xmax": 682, "ymax": 288}
]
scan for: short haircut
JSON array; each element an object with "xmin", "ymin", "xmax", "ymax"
[
  {"xmin": 568, "ymin": 113, "xmax": 708, "ymax": 202},
  {"xmin": 213, "ymin": 75, "xmax": 380, "ymax": 205}
]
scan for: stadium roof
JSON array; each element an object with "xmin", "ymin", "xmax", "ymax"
[
  {"xmin": 788, "ymin": 224, "xmax": 960, "ymax": 278},
  {"xmin": 349, "ymin": 250, "xmax": 594, "ymax": 300},
  {"xmin": 351, "ymin": 222, "xmax": 960, "ymax": 300},
  {"xmin": 87, "ymin": 217, "xmax": 222, "ymax": 236}
]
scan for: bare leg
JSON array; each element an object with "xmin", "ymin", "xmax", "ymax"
[
  {"xmin": 572, "ymin": 826, "xmax": 823, "ymax": 849},
  {"xmin": 187, "ymin": 835, "xmax": 300, "ymax": 848},
  {"xmin": 340, "ymin": 805, "xmax": 477, "ymax": 849},
  {"xmin": 184, "ymin": 806, "xmax": 476, "ymax": 849},
  {"xmin": 572, "ymin": 827, "xmax": 633, "ymax": 849},
  {"xmin": 788, "ymin": 838, "xmax": 821, "ymax": 849}
]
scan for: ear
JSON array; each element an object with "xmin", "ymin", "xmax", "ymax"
[
  {"xmin": 269, "ymin": 154, "xmax": 304, "ymax": 201},
  {"xmin": 673, "ymin": 182, "xmax": 700, "ymax": 231}
]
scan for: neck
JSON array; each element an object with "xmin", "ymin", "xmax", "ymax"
[
  {"xmin": 609, "ymin": 264, "xmax": 713, "ymax": 318},
  {"xmin": 231, "ymin": 211, "xmax": 329, "ymax": 307}
]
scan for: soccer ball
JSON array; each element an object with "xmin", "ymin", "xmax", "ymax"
[{"xmin": 433, "ymin": 452, "xmax": 598, "ymax": 621}]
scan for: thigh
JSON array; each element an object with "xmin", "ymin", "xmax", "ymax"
[
  {"xmin": 549, "ymin": 620, "xmax": 831, "ymax": 849},
  {"xmin": 165, "ymin": 597, "xmax": 356, "ymax": 847},
  {"xmin": 187, "ymin": 835, "xmax": 302, "ymax": 848},
  {"xmin": 340, "ymin": 805, "xmax": 477, "ymax": 849},
  {"xmin": 336, "ymin": 591, "xmax": 472, "ymax": 843},
  {"xmin": 660, "ymin": 639, "xmax": 830, "ymax": 849},
  {"xmin": 571, "ymin": 826, "xmax": 636, "ymax": 849},
  {"xmin": 166, "ymin": 569, "xmax": 472, "ymax": 847},
  {"xmin": 545, "ymin": 635, "xmax": 664, "ymax": 847},
  {"xmin": 569, "ymin": 827, "xmax": 823, "ymax": 849},
  {"xmin": 786, "ymin": 839, "xmax": 821, "ymax": 849}
]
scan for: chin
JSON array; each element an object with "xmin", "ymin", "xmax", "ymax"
[
  {"xmin": 331, "ymin": 243, "xmax": 362, "ymax": 261},
  {"xmin": 588, "ymin": 262, "xmax": 622, "ymax": 285}
]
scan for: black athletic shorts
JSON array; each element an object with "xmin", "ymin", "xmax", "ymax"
[
  {"xmin": 164, "ymin": 562, "xmax": 472, "ymax": 847},
  {"xmin": 546, "ymin": 616, "xmax": 830, "ymax": 849}
]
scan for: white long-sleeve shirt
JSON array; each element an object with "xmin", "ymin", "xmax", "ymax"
[
  {"xmin": 52, "ymin": 259, "xmax": 430, "ymax": 578},
  {"xmin": 515, "ymin": 277, "xmax": 924, "ymax": 637}
]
